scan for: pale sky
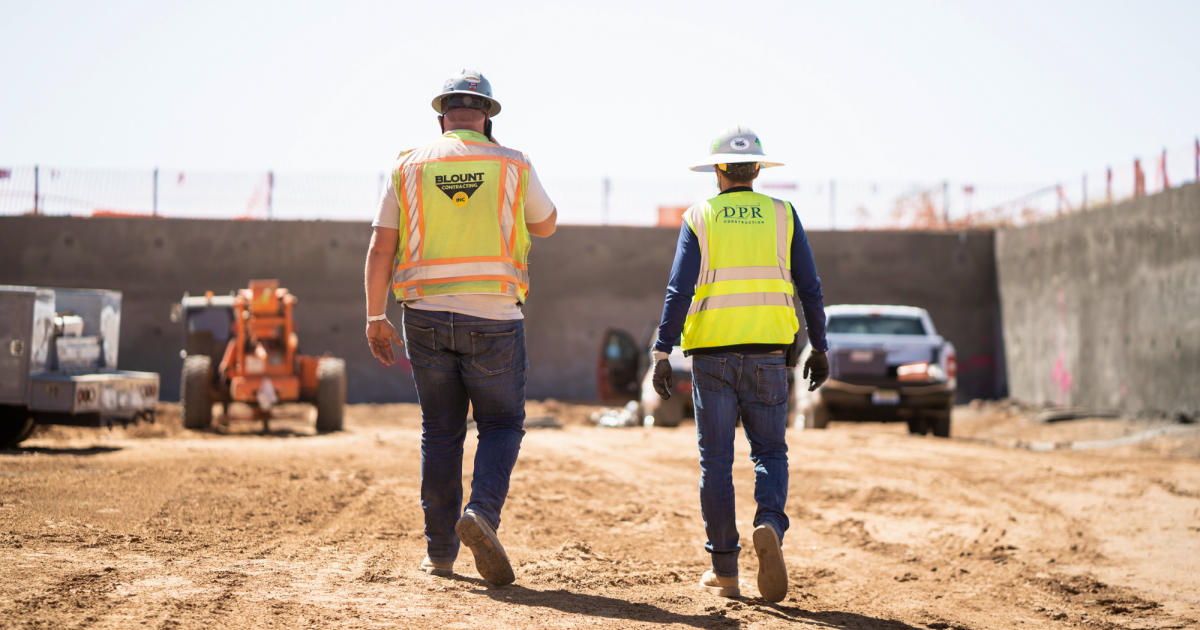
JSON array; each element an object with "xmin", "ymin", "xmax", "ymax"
[{"xmin": 2, "ymin": 0, "xmax": 1198, "ymax": 187}]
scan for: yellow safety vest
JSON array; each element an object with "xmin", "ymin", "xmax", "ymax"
[
  {"xmin": 391, "ymin": 130, "xmax": 532, "ymax": 302},
  {"xmin": 681, "ymin": 190, "xmax": 799, "ymax": 351}
]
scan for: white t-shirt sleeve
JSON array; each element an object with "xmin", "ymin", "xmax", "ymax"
[
  {"xmin": 372, "ymin": 176, "xmax": 401, "ymax": 229},
  {"xmin": 523, "ymin": 164, "xmax": 555, "ymax": 225}
]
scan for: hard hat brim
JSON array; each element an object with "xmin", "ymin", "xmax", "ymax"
[
  {"xmin": 689, "ymin": 153, "xmax": 784, "ymax": 172},
  {"xmin": 431, "ymin": 91, "xmax": 502, "ymax": 117}
]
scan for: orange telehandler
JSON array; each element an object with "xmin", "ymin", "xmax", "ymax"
[{"xmin": 176, "ymin": 280, "xmax": 344, "ymax": 432}]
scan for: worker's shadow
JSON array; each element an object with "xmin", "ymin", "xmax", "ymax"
[
  {"xmin": 471, "ymin": 584, "xmax": 925, "ymax": 628},
  {"xmin": 759, "ymin": 604, "xmax": 928, "ymax": 628}
]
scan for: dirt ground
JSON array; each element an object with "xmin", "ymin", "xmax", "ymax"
[{"xmin": 2, "ymin": 401, "xmax": 1198, "ymax": 629}]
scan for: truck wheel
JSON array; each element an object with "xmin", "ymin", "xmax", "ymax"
[
  {"xmin": 651, "ymin": 394, "xmax": 685, "ymax": 428},
  {"xmin": 181, "ymin": 355, "xmax": 213, "ymax": 430},
  {"xmin": 0, "ymin": 406, "xmax": 35, "ymax": 449},
  {"xmin": 315, "ymin": 358, "xmax": 345, "ymax": 433},
  {"xmin": 906, "ymin": 418, "xmax": 929, "ymax": 436},
  {"xmin": 929, "ymin": 405, "xmax": 952, "ymax": 438},
  {"xmin": 803, "ymin": 400, "xmax": 831, "ymax": 430}
]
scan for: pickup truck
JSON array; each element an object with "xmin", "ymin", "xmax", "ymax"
[
  {"xmin": 596, "ymin": 327, "xmax": 695, "ymax": 427},
  {"xmin": 793, "ymin": 304, "xmax": 956, "ymax": 436},
  {"xmin": 597, "ymin": 326, "xmax": 793, "ymax": 429}
]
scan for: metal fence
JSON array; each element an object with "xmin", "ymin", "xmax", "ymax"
[{"xmin": 3, "ymin": 138, "xmax": 1196, "ymax": 229}]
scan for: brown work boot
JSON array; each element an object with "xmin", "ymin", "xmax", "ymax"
[
  {"xmin": 753, "ymin": 524, "xmax": 788, "ymax": 602},
  {"xmin": 699, "ymin": 570, "xmax": 740, "ymax": 598},
  {"xmin": 455, "ymin": 511, "xmax": 515, "ymax": 586},
  {"xmin": 420, "ymin": 556, "xmax": 453, "ymax": 577}
]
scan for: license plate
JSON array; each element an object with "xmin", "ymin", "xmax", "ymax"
[{"xmin": 871, "ymin": 389, "xmax": 900, "ymax": 405}]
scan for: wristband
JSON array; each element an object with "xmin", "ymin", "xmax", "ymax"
[{"xmin": 366, "ymin": 314, "xmax": 388, "ymax": 322}]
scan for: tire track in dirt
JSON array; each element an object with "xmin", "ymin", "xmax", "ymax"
[{"xmin": 0, "ymin": 566, "xmax": 124, "ymax": 629}]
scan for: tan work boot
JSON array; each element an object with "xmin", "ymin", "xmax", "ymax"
[
  {"xmin": 753, "ymin": 524, "xmax": 788, "ymax": 602},
  {"xmin": 455, "ymin": 511, "xmax": 515, "ymax": 586},
  {"xmin": 420, "ymin": 556, "xmax": 453, "ymax": 577},
  {"xmin": 699, "ymin": 570, "xmax": 740, "ymax": 598}
]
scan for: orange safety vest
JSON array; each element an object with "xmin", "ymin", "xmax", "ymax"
[{"xmin": 390, "ymin": 130, "xmax": 532, "ymax": 302}]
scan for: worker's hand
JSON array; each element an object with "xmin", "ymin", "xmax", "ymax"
[
  {"xmin": 366, "ymin": 318, "xmax": 404, "ymax": 366},
  {"xmin": 651, "ymin": 356, "xmax": 674, "ymax": 401},
  {"xmin": 803, "ymin": 351, "xmax": 829, "ymax": 392}
]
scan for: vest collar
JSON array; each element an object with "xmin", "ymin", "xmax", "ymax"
[
  {"xmin": 717, "ymin": 186, "xmax": 754, "ymax": 195},
  {"xmin": 442, "ymin": 129, "xmax": 493, "ymax": 144}
]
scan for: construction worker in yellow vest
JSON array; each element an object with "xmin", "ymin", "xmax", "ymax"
[
  {"xmin": 651, "ymin": 125, "xmax": 830, "ymax": 602},
  {"xmin": 362, "ymin": 69, "xmax": 557, "ymax": 586}
]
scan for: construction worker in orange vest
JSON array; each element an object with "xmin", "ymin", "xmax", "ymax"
[{"xmin": 363, "ymin": 69, "xmax": 558, "ymax": 586}]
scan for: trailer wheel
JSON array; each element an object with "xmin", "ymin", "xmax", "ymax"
[
  {"xmin": 315, "ymin": 358, "xmax": 345, "ymax": 433},
  {"xmin": 181, "ymin": 355, "xmax": 213, "ymax": 430},
  {"xmin": 0, "ymin": 406, "xmax": 35, "ymax": 449}
]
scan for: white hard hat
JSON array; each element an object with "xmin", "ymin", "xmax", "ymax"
[
  {"xmin": 689, "ymin": 125, "xmax": 784, "ymax": 172},
  {"xmin": 432, "ymin": 69, "xmax": 502, "ymax": 117}
]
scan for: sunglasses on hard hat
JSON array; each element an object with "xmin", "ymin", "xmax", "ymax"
[{"xmin": 440, "ymin": 94, "xmax": 492, "ymax": 113}]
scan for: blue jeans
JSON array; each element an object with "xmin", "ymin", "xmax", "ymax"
[
  {"xmin": 691, "ymin": 352, "xmax": 790, "ymax": 577},
  {"xmin": 402, "ymin": 307, "xmax": 527, "ymax": 563}
]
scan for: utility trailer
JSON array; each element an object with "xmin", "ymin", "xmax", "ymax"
[{"xmin": 0, "ymin": 286, "xmax": 159, "ymax": 448}]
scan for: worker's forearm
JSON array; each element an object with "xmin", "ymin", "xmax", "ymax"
[{"xmin": 364, "ymin": 251, "xmax": 394, "ymax": 317}]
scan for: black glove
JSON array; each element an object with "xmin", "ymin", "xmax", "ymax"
[
  {"xmin": 652, "ymin": 357, "xmax": 674, "ymax": 400},
  {"xmin": 803, "ymin": 351, "xmax": 829, "ymax": 391}
]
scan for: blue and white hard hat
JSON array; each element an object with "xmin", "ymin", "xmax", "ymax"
[
  {"xmin": 431, "ymin": 69, "xmax": 502, "ymax": 117},
  {"xmin": 689, "ymin": 124, "xmax": 784, "ymax": 172}
]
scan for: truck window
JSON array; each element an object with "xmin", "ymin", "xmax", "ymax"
[{"xmin": 827, "ymin": 315, "xmax": 926, "ymax": 336}]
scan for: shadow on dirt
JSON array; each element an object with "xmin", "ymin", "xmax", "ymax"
[
  {"xmin": 202, "ymin": 427, "xmax": 322, "ymax": 439},
  {"xmin": 1, "ymin": 446, "xmax": 124, "ymax": 457},
  {"xmin": 473, "ymin": 585, "xmax": 926, "ymax": 628},
  {"xmin": 765, "ymin": 604, "xmax": 930, "ymax": 628}
]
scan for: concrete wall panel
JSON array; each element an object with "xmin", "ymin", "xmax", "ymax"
[
  {"xmin": 995, "ymin": 183, "xmax": 1200, "ymax": 416},
  {"xmin": 0, "ymin": 217, "xmax": 1004, "ymax": 403}
]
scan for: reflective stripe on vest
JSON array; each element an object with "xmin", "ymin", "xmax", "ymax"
[
  {"xmin": 393, "ymin": 258, "xmax": 530, "ymax": 285},
  {"xmin": 681, "ymin": 193, "xmax": 799, "ymax": 350},
  {"xmin": 390, "ymin": 131, "xmax": 532, "ymax": 302}
]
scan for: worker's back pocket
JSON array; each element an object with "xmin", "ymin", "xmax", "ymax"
[
  {"xmin": 692, "ymin": 356, "xmax": 728, "ymax": 392},
  {"xmin": 470, "ymin": 329, "xmax": 519, "ymax": 376},
  {"xmin": 756, "ymin": 364, "xmax": 788, "ymax": 405},
  {"xmin": 403, "ymin": 323, "xmax": 441, "ymax": 367}
]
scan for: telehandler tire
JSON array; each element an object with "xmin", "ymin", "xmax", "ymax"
[
  {"xmin": 315, "ymin": 358, "xmax": 346, "ymax": 433},
  {"xmin": 181, "ymin": 355, "xmax": 213, "ymax": 430}
]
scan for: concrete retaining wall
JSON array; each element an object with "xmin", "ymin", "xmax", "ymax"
[
  {"xmin": 0, "ymin": 217, "xmax": 1004, "ymax": 403},
  {"xmin": 995, "ymin": 183, "xmax": 1200, "ymax": 417}
]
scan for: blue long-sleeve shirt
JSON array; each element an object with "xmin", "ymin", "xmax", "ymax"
[{"xmin": 654, "ymin": 187, "xmax": 828, "ymax": 355}]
